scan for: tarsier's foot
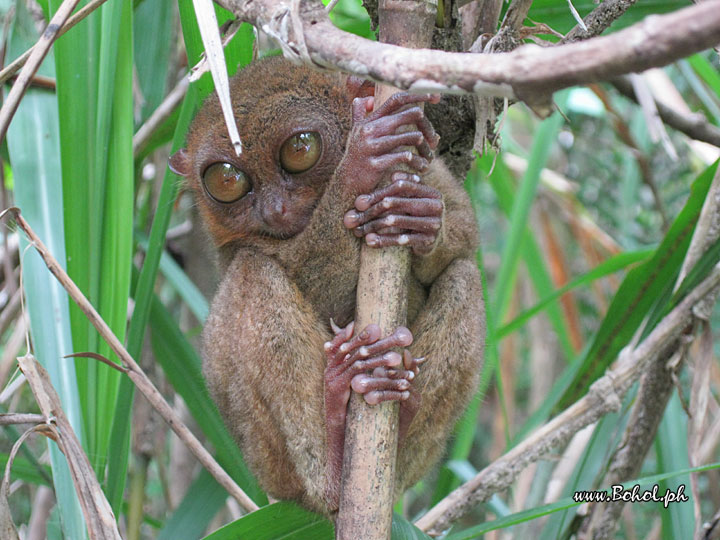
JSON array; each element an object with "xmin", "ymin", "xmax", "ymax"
[
  {"xmin": 324, "ymin": 321, "xmax": 424, "ymax": 436},
  {"xmin": 344, "ymin": 172, "xmax": 443, "ymax": 255},
  {"xmin": 323, "ymin": 321, "xmax": 425, "ymax": 505},
  {"xmin": 324, "ymin": 322, "xmax": 415, "ymax": 415}
]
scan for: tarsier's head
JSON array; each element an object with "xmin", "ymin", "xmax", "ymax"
[{"xmin": 170, "ymin": 56, "xmax": 371, "ymax": 247}]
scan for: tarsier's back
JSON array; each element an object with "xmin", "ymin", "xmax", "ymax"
[{"xmin": 170, "ymin": 56, "xmax": 485, "ymax": 515}]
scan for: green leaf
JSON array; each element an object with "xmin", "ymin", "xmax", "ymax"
[
  {"xmin": 526, "ymin": 0, "xmax": 687, "ymax": 36},
  {"xmin": 555, "ymin": 160, "xmax": 719, "ymax": 411},
  {"xmin": 492, "ymin": 113, "xmax": 564, "ymax": 320},
  {"xmin": 157, "ymin": 470, "xmax": 229, "ymax": 540},
  {"xmin": 656, "ymin": 394, "xmax": 694, "ymax": 539},
  {"xmin": 496, "ymin": 249, "xmax": 653, "ymax": 339},
  {"xmin": 49, "ymin": 0, "xmax": 134, "ymax": 483},
  {"xmin": 134, "ymin": 0, "xmax": 174, "ymax": 123},
  {"xmin": 687, "ymin": 54, "xmax": 720, "ymax": 100},
  {"xmin": 6, "ymin": 2, "xmax": 86, "ymax": 536},
  {"xmin": 392, "ymin": 513, "xmax": 432, "ymax": 539},
  {"xmin": 202, "ymin": 502, "xmax": 333, "ymax": 540},
  {"xmin": 0, "ymin": 453, "xmax": 52, "ymax": 487}
]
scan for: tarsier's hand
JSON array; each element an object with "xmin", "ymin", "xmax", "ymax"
[
  {"xmin": 338, "ymin": 92, "xmax": 441, "ymax": 196},
  {"xmin": 344, "ymin": 172, "xmax": 443, "ymax": 255}
]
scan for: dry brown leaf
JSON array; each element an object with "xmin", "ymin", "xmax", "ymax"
[{"xmin": 17, "ymin": 354, "xmax": 121, "ymax": 540}]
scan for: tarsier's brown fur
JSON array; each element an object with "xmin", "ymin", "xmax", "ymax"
[{"xmin": 174, "ymin": 57, "xmax": 485, "ymax": 515}]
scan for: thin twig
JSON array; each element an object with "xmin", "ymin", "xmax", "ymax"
[
  {"xmin": 611, "ymin": 75, "xmax": 720, "ymax": 148},
  {"xmin": 0, "ymin": 207, "xmax": 259, "ymax": 514},
  {"xmin": 563, "ymin": 0, "xmax": 638, "ymax": 43},
  {"xmin": 0, "ymin": 413, "xmax": 45, "ymax": 425},
  {"xmin": 133, "ymin": 76, "xmax": 189, "ymax": 158},
  {"xmin": 0, "ymin": 0, "xmax": 81, "ymax": 143},
  {"xmin": 500, "ymin": 0, "xmax": 534, "ymax": 31},
  {"xmin": 0, "ymin": 0, "xmax": 110, "ymax": 87}
]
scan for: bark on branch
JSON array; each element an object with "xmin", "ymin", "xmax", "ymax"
[
  {"xmin": 335, "ymin": 2, "xmax": 435, "ymax": 538},
  {"xmin": 217, "ymin": 0, "xmax": 720, "ymax": 112}
]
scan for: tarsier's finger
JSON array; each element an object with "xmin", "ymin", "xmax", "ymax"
[
  {"xmin": 403, "ymin": 350, "xmax": 427, "ymax": 371},
  {"xmin": 351, "ymin": 373, "xmax": 410, "ymax": 395},
  {"xmin": 326, "ymin": 323, "xmax": 379, "ymax": 368},
  {"xmin": 372, "ymin": 366, "xmax": 416, "ymax": 381},
  {"xmin": 344, "ymin": 326, "xmax": 413, "ymax": 364},
  {"xmin": 354, "ymin": 215, "xmax": 442, "ymax": 236},
  {"xmin": 368, "ymin": 130, "xmax": 434, "ymax": 160},
  {"xmin": 367, "ymin": 106, "xmax": 439, "ymax": 151},
  {"xmin": 348, "ymin": 224, "xmax": 406, "ymax": 236},
  {"xmin": 324, "ymin": 321, "xmax": 355, "ymax": 358},
  {"xmin": 391, "ymin": 171, "xmax": 421, "ymax": 184},
  {"xmin": 346, "ymin": 352, "xmax": 403, "ymax": 375},
  {"xmin": 369, "ymin": 152, "xmax": 430, "ymax": 174},
  {"xmin": 368, "ymin": 92, "xmax": 440, "ymax": 122},
  {"xmin": 352, "ymin": 96, "xmax": 374, "ymax": 122},
  {"xmin": 354, "ymin": 180, "xmax": 441, "ymax": 212},
  {"xmin": 365, "ymin": 232, "xmax": 436, "ymax": 251}
]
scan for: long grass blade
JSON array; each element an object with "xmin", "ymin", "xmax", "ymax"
[{"xmin": 6, "ymin": 1, "xmax": 86, "ymax": 536}]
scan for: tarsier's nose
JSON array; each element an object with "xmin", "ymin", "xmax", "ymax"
[{"xmin": 261, "ymin": 195, "xmax": 293, "ymax": 232}]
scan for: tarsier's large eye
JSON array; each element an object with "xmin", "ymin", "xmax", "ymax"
[
  {"xmin": 202, "ymin": 163, "xmax": 251, "ymax": 203},
  {"xmin": 279, "ymin": 132, "xmax": 322, "ymax": 174}
]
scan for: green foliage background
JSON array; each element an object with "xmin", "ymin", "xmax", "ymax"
[{"xmin": 0, "ymin": 0, "xmax": 719, "ymax": 538}]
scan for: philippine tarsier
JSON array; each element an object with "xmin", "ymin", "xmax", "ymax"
[{"xmin": 169, "ymin": 56, "xmax": 485, "ymax": 515}]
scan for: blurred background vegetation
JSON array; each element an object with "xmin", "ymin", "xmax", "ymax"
[{"xmin": 0, "ymin": 0, "xmax": 718, "ymax": 538}]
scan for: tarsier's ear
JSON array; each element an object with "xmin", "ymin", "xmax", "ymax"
[
  {"xmin": 168, "ymin": 148, "xmax": 191, "ymax": 177},
  {"xmin": 346, "ymin": 76, "xmax": 375, "ymax": 99}
]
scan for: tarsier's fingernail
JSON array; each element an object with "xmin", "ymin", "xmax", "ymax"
[
  {"xmin": 367, "ymin": 234, "xmax": 378, "ymax": 246},
  {"xmin": 416, "ymin": 356, "xmax": 427, "ymax": 364},
  {"xmin": 398, "ymin": 234, "xmax": 409, "ymax": 245},
  {"xmin": 330, "ymin": 318, "xmax": 341, "ymax": 334},
  {"xmin": 323, "ymin": 342, "xmax": 332, "ymax": 350},
  {"xmin": 401, "ymin": 391, "xmax": 410, "ymax": 400},
  {"xmin": 358, "ymin": 346, "xmax": 369, "ymax": 357},
  {"xmin": 356, "ymin": 195, "xmax": 371, "ymax": 209},
  {"xmin": 411, "ymin": 174, "xmax": 420, "ymax": 182},
  {"xmin": 407, "ymin": 371, "xmax": 415, "ymax": 380},
  {"xmin": 339, "ymin": 343, "xmax": 350, "ymax": 353}
]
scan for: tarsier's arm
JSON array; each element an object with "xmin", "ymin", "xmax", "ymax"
[{"xmin": 340, "ymin": 115, "xmax": 485, "ymax": 494}]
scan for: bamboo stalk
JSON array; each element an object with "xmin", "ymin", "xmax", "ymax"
[{"xmin": 335, "ymin": 2, "xmax": 436, "ymax": 538}]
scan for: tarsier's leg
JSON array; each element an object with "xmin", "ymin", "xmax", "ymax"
[
  {"xmin": 398, "ymin": 257, "xmax": 485, "ymax": 490},
  {"xmin": 322, "ymin": 322, "xmax": 423, "ymax": 506}
]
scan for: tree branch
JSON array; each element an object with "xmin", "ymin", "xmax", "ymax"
[
  {"xmin": 336, "ymin": 2, "xmax": 435, "ymax": 538},
  {"xmin": 611, "ymin": 75, "xmax": 720, "ymax": 148},
  {"xmin": 218, "ymin": 0, "xmax": 720, "ymax": 111},
  {"xmin": 563, "ymin": 0, "xmax": 638, "ymax": 43}
]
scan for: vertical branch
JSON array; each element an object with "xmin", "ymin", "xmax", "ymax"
[{"xmin": 335, "ymin": 1, "xmax": 435, "ymax": 538}]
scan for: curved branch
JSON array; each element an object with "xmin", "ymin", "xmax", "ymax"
[{"xmin": 218, "ymin": 0, "xmax": 720, "ymax": 110}]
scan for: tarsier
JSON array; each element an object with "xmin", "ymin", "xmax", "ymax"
[{"xmin": 170, "ymin": 56, "xmax": 485, "ymax": 515}]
